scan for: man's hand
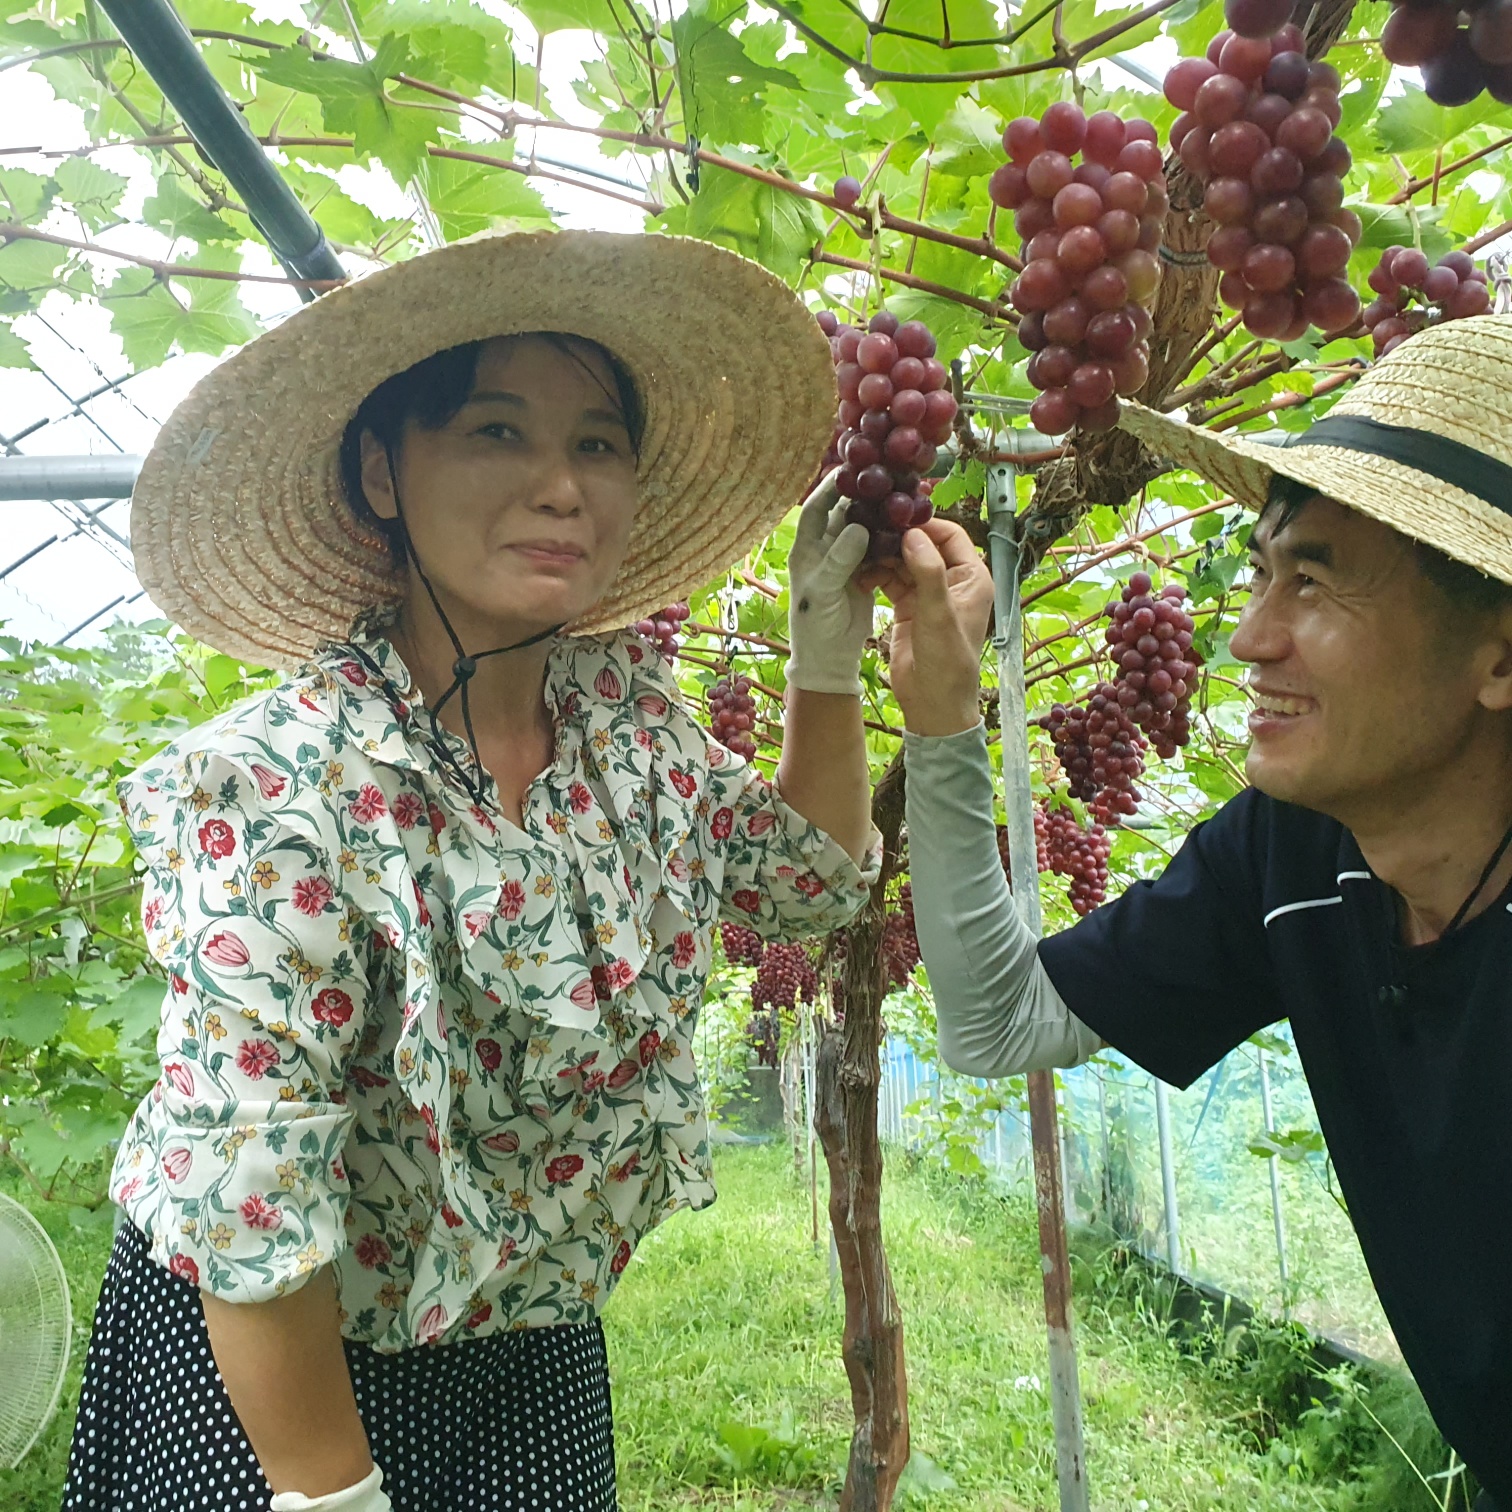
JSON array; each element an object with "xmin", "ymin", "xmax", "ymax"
[{"xmin": 866, "ymin": 518, "xmax": 994, "ymax": 736}]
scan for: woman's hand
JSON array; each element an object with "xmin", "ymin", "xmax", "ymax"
[
  {"xmin": 866, "ymin": 519, "xmax": 994, "ymax": 736},
  {"xmin": 784, "ymin": 473, "xmax": 873, "ymax": 698},
  {"xmin": 270, "ymin": 1464, "xmax": 392, "ymax": 1511}
]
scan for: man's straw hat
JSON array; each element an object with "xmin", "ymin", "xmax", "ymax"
[
  {"xmin": 1117, "ymin": 314, "xmax": 1512, "ymax": 585},
  {"xmin": 128, "ymin": 231, "xmax": 837, "ymax": 667}
]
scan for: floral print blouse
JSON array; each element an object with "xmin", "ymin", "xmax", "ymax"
[{"xmin": 109, "ymin": 630, "xmax": 877, "ymax": 1352}]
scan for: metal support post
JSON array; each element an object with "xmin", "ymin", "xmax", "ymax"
[
  {"xmin": 986, "ymin": 459, "xmax": 1089, "ymax": 1512},
  {"xmin": 1257, "ymin": 1046, "xmax": 1291, "ymax": 1314},
  {"xmin": 1153, "ymin": 1078, "xmax": 1181, "ymax": 1274},
  {"xmin": 95, "ymin": 0, "xmax": 347, "ymax": 298}
]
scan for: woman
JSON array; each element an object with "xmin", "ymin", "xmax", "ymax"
[{"xmin": 64, "ymin": 231, "xmax": 881, "ymax": 1512}]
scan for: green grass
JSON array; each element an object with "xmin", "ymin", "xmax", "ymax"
[{"xmin": 3, "ymin": 1144, "xmax": 1430, "ymax": 1512}]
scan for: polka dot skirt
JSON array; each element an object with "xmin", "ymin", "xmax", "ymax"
[{"xmin": 63, "ymin": 1221, "xmax": 618, "ymax": 1511}]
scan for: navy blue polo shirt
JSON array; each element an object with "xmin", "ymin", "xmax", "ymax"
[{"xmin": 1039, "ymin": 787, "xmax": 1512, "ymax": 1502}]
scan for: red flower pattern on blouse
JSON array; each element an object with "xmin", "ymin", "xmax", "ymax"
[
  {"xmin": 312, "ymin": 988, "xmax": 354, "ymax": 1027},
  {"xmin": 170, "ymin": 1253, "xmax": 200, "ymax": 1285},
  {"xmin": 545, "ymin": 1154, "xmax": 584, "ymax": 1185},
  {"xmin": 671, "ymin": 932, "xmax": 696, "ymax": 969},
  {"xmin": 235, "ymin": 1040, "xmax": 279, "ymax": 1079},
  {"xmin": 355, "ymin": 1233, "xmax": 392, "ymax": 1268},
  {"xmin": 350, "ymin": 784, "xmax": 387, "ymax": 824},
  {"xmin": 239, "ymin": 1193, "xmax": 282, "ymax": 1230},
  {"xmin": 476, "ymin": 1039, "xmax": 503, "ymax": 1073},
  {"xmin": 292, "ymin": 875, "xmax": 335, "ymax": 916},
  {"xmin": 203, "ymin": 930, "xmax": 250, "ymax": 967},
  {"xmin": 610, "ymin": 1241, "xmax": 632, "ymax": 1276},
  {"xmin": 711, "ymin": 807, "xmax": 734, "ymax": 841},
  {"xmin": 197, "ymin": 818, "xmax": 235, "ymax": 859},
  {"xmin": 249, "ymin": 763, "xmax": 287, "ymax": 800},
  {"xmin": 497, "ymin": 879, "xmax": 526, "ymax": 921},
  {"xmin": 391, "ymin": 792, "xmax": 424, "ymax": 829}
]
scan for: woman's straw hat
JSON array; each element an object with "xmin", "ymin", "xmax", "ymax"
[
  {"xmin": 1116, "ymin": 314, "xmax": 1512, "ymax": 585},
  {"xmin": 129, "ymin": 231, "xmax": 837, "ymax": 666}
]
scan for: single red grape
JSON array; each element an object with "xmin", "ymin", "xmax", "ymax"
[
  {"xmin": 1097, "ymin": 208, "xmax": 1140, "ymax": 257},
  {"xmin": 1275, "ymin": 106, "xmax": 1333, "ymax": 160},
  {"xmin": 989, "ymin": 163, "xmax": 1029, "ymax": 209},
  {"xmin": 1041, "ymin": 101, "xmax": 1089, "ymax": 156},
  {"xmin": 1195, "ymin": 71, "xmax": 1251, "ymax": 128},
  {"xmin": 857, "ymin": 372, "xmax": 894, "ymax": 410},
  {"xmin": 1082, "ymin": 265, "xmax": 1131, "ymax": 312},
  {"xmin": 1033, "ymin": 344, "xmax": 1079, "ymax": 388},
  {"xmin": 1119, "ymin": 249, "xmax": 1161, "ymax": 302},
  {"xmin": 1084, "ymin": 110, "xmax": 1129, "ymax": 166},
  {"xmin": 1209, "ymin": 120, "xmax": 1270, "ymax": 178},
  {"xmin": 834, "ymin": 175, "xmax": 862, "ymax": 208},
  {"xmin": 891, "ymin": 355, "xmax": 927, "ymax": 390},
  {"xmin": 858, "ymin": 332, "xmax": 899, "ymax": 372},
  {"xmin": 1221, "ymin": 31, "xmax": 1274, "ymax": 81},
  {"xmin": 1054, "ymin": 182, "xmax": 1105, "ymax": 228},
  {"xmin": 1382, "ymin": 2, "xmax": 1461, "ymax": 65},
  {"xmin": 895, "ymin": 320, "xmax": 936, "ymax": 359},
  {"xmin": 1111, "ymin": 346, "xmax": 1150, "ymax": 396},
  {"xmin": 869, "ymin": 310, "xmax": 900, "ymax": 335},
  {"xmin": 1263, "ymin": 49, "xmax": 1310, "ymax": 99},
  {"xmin": 1225, "ymin": 0, "xmax": 1294, "ymax": 40},
  {"xmin": 1205, "ymin": 176, "xmax": 1255, "ymax": 225},
  {"xmin": 1117, "ymin": 139, "xmax": 1165, "ymax": 181},
  {"xmin": 1027, "ymin": 151, "xmax": 1075, "ymax": 199},
  {"xmin": 1302, "ymin": 278, "xmax": 1361, "ymax": 334},
  {"xmin": 1296, "ymin": 223, "xmax": 1353, "ymax": 280},
  {"xmin": 1393, "ymin": 248, "xmax": 1430, "ymax": 290},
  {"xmin": 1058, "ymin": 225, "xmax": 1108, "ymax": 274},
  {"xmin": 1084, "ymin": 309, "xmax": 1136, "ymax": 358},
  {"xmin": 1069, "ymin": 362, "xmax": 1117, "ymax": 408},
  {"xmin": 1252, "ymin": 146, "xmax": 1304, "ymax": 194},
  {"xmin": 1243, "ymin": 290, "xmax": 1296, "ymax": 337},
  {"xmin": 1246, "ymin": 92, "xmax": 1294, "ymax": 139},
  {"xmin": 1043, "ymin": 296, "xmax": 1092, "ymax": 346},
  {"xmin": 1207, "ymin": 223, "xmax": 1255, "ymax": 272},
  {"xmin": 1030, "ymin": 387, "xmax": 1080, "ymax": 435},
  {"xmin": 1165, "ymin": 56, "xmax": 1219, "ymax": 110},
  {"xmin": 1005, "ymin": 116, "xmax": 1045, "ymax": 163},
  {"xmin": 1445, "ymin": 279, "xmax": 1491, "ymax": 317},
  {"xmin": 1243, "ymin": 241, "xmax": 1296, "ymax": 293},
  {"xmin": 1252, "ymin": 194, "xmax": 1308, "ymax": 246},
  {"xmin": 889, "ymin": 388, "xmax": 927, "ymax": 427}
]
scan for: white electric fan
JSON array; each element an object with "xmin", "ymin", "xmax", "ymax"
[{"xmin": 0, "ymin": 1191, "xmax": 73, "ymax": 1468}]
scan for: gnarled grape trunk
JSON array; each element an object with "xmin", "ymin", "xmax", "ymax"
[{"xmin": 815, "ymin": 753, "xmax": 909, "ymax": 1512}]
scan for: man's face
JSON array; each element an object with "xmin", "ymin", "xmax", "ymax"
[{"xmin": 1230, "ymin": 495, "xmax": 1500, "ymax": 820}]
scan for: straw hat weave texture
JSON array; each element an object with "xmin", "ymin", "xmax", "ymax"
[
  {"xmin": 129, "ymin": 231, "xmax": 837, "ymax": 667},
  {"xmin": 1117, "ymin": 315, "xmax": 1512, "ymax": 585}
]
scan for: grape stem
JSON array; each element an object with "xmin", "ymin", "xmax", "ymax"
[
  {"xmin": 1021, "ymin": 500, "xmax": 1230, "ymax": 607},
  {"xmin": 1389, "ymin": 136, "xmax": 1511, "ymax": 206},
  {"xmin": 1207, "ymin": 366, "xmax": 1360, "ymax": 431},
  {"xmin": 811, "ymin": 249, "xmax": 1015, "ymax": 321}
]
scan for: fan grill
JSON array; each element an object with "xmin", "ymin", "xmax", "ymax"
[{"xmin": 0, "ymin": 1191, "xmax": 74, "ymax": 1468}]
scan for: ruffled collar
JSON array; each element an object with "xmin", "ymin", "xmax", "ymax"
[{"xmin": 310, "ymin": 628, "xmax": 711, "ymax": 1039}]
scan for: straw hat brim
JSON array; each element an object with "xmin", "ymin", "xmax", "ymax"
[
  {"xmin": 129, "ymin": 231, "xmax": 838, "ymax": 667},
  {"xmin": 1115, "ymin": 315, "xmax": 1512, "ymax": 587}
]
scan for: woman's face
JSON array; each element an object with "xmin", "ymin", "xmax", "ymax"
[{"xmin": 360, "ymin": 335, "xmax": 640, "ymax": 637}]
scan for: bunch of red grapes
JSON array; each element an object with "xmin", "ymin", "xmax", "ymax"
[
  {"xmin": 633, "ymin": 601, "xmax": 689, "ymax": 662},
  {"xmin": 1165, "ymin": 2, "xmax": 1362, "ymax": 341},
  {"xmin": 1363, "ymin": 246, "xmax": 1492, "ymax": 356},
  {"xmin": 1105, "ymin": 571, "xmax": 1202, "ymax": 759},
  {"xmin": 882, "ymin": 883, "xmax": 922, "ymax": 989},
  {"xmin": 709, "ymin": 674, "xmax": 758, "ymax": 762},
  {"xmin": 816, "ymin": 309, "xmax": 955, "ymax": 561},
  {"xmin": 752, "ymin": 941, "xmax": 819, "ymax": 1013},
  {"xmin": 1039, "ymin": 802, "xmax": 1113, "ymax": 916},
  {"xmin": 991, "ymin": 103, "xmax": 1166, "ymax": 436},
  {"xmin": 1381, "ymin": 0, "xmax": 1512, "ymax": 105},
  {"xmin": 720, "ymin": 921, "xmax": 764, "ymax": 968},
  {"xmin": 1043, "ymin": 685, "xmax": 1146, "ymax": 824}
]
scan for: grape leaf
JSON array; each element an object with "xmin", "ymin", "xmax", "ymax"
[
  {"xmin": 656, "ymin": 158, "xmax": 823, "ymax": 280},
  {"xmin": 52, "ymin": 156, "xmax": 129, "ymax": 231},
  {"xmin": 0, "ymin": 167, "xmax": 55, "ymax": 223},
  {"xmin": 872, "ymin": 0, "xmax": 1003, "ymax": 138},
  {"xmin": 673, "ymin": 0, "xmax": 800, "ymax": 148},
  {"xmin": 0, "ymin": 318, "xmax": 34, "ymax": 369},
  {"xmin": 251, "ymin": 34, "xmax": 439, "ymax": 183},
  {"xmin": 102, "ymin": 256, "xmax": 258, "ymax": 371},
  {"xmin": 141, "ymin": 172, "xmax": 240, "ymax": 245},
  {"xmin": 929, "ymin": 99, "xmax": 1005, "ymax": 180},
  {"xmin": 0, "ymin": 236, "xmax": 69, "ymax": 309},
  {"xmin": 1374, "ymin": 89, "xmax": 1503, "ymax": 156},
  {"xmin": 357, "ymin": 0, "xmax": 518, "ymax": 92},
  {"xmin": 510, "ymin": 0, "xmax": 623, "ymax": 36},
  {"xmin": 421, "ymin": 152, "xmax": 554, "ymax": 239}
]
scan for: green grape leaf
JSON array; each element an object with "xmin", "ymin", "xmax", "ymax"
[
  {"xmin": 929, "ymin": 98, "xmax": 1006, "ymax": 180},
  {"xmin": 872, "ymin": 0, "xmax": 1003, "ymax": 138},
  {"xmin": 141, "ymin": 172, "xmax": 240, "ymax": 245},
  {"xmin": 0, "ymin": 236, "xmax": 69, "ymax": 309},
  {"xmin": 510, "ymin": 0, "xmax": 622, "ymax": 36},
  {"xmin": 251, "ymin": 33, "xmax": 438, "ymax": 183},
  {"xmin": 0, "ymin": 318, "xmax": 34, "ymax": 369},
  {"xmin": 102, "ymin": 254, "xmax": 258, "ymax": 371},
  {"xmin": 421, "ymin": 151, "xmax": 554, "ymax": 239},
  {"xmin": 656, "ymin": 159, "xmax": 823, "ymax": 281},
  {"xmin": 0, "ymin": 166, "xmax": 56, "ymax": 223},
  {"xmin": 672, "ymin": 0, "xmax": 798, "ymax": 147},
  {"xmin": 52, "ymin": 156, "xmax": 130, "ymax": 231},
  {"xmin": 1374, "ymin": 88, "xmax": 1504, "ymax": 156}
]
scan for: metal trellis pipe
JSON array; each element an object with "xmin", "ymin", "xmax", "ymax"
[
  {"xmin": 1153, "ymin": 1077, "xmax": 1182, "ymax": 1274},
  {"xmin": 0, "ymin": 455, "xmax": 143, "ymax": 501},
  {"xmin": 1257, "ymin": 1045, "xmax": 1292, "ymax": 1315},
  {"xmin": 93, "ymin": 0, "xmax": 347, "ymax": 299},
  {"xmin": 986, "ymin": 454, "xmax": 1090, "ymax": 1512}
]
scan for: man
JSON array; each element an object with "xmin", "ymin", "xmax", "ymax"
[{"xmin": 885, "ymin": 314, "xmax": 1512, "ymax": 1508}]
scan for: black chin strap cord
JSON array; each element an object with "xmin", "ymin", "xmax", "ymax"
[
  {"xmin": 383, "ymin": 449, "xmax": 565, "ymax": 807},
  {"xmin": 1380, "ymin": 813, "xmax": 1512, "ymax": 1023}
]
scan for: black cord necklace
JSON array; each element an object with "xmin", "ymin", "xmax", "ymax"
[
  {"xmin": 375, "ymin": 451, "xmax": 565, "ymax": 809},
  {"xmin": 1378, "ymin": 813, "xmax": 1512, "ymax": 1020}
]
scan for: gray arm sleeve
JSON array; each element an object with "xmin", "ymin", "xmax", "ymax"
[{"xmin": 903, "ymin": 723, "xmax": 1101, "ymax": 1078}]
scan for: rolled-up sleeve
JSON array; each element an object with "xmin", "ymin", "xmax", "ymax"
[
  {"xmin": 706, "ymin": 752, "xmax": 881, "ymax": 939},
  {"xmin": 110, "ymin": 753, "xmax": 371, "ymax": 1301}
]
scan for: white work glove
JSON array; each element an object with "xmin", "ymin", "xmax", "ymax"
[
  {"xmin": 785, "ymin": 473, "xmax": 874, "ymax": 698},
  {"xmin": 270, "ymin": 1463, "xmax": 392, "ymax": 1512}
]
